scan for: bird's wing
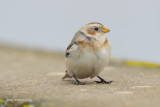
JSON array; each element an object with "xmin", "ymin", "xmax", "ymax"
[
  {"xmin": 65, "ymin": 31, "xmax": 81, "ymax": 58},
  {"xmin": 65, "ymin": 31, "xmax": 97, "ymax": 58}
]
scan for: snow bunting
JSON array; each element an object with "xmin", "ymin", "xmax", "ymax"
[{"xmin": 63, "ymin": 22, "xmax": 112, "ymax": 85}]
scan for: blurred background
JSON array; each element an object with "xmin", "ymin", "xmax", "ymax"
[
  {"xmin": 0, "ymin": 0, "xmax": 160, "ymax": 63},
  {"xmin": 1, "ymin": 1, "xmax": 160, "ymax": 107}
]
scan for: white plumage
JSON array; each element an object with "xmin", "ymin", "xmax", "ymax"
[{"xmin": 63, "ymin": 22, "xmax": 112, "ymax": 85}]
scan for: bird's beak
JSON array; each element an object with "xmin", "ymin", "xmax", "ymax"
[{"xmin": 102, "ymin": 27, "xmax": 110, "ymax": 33}]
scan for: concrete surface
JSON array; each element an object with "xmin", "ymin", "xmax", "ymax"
[{"xmin": 0, "ymin": 46, "xmax": 160, "ymax": 107}]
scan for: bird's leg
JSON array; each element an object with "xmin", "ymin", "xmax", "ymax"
[
  {"xmin": 72, "ymin": 75, "xmax": 85, "ymax": 85},
  {"xmin": 95, "ymin": 76, "xmax": 113, "ymax": 84}
]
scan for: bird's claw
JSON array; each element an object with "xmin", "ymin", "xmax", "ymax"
[
  {"xmin": 95, "ymin": 80, "xmax": 113, "ymax": 84},
  {"xmin": 74, "ymin": 80, "xmax": 85, "ymax": 85}
]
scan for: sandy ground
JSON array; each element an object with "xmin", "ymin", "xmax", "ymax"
[{"xmin": 0, "ymin": 46, "xmax": 160, "ymax": 107}]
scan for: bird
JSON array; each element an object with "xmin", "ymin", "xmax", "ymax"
[{"xmin": 62, "ymin": 22, "xmax": 112, "ymax": 85}]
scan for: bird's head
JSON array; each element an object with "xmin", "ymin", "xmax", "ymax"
[{"xmin": 80, "ymin": 22, "xmax": 110, "ymax": 37}]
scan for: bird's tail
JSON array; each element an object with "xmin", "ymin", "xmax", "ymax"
[{"xmin": 62, "ymin": 70, "xmax": 72, "ymax": 80}]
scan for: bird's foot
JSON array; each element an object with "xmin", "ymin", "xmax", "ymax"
[
  {"xmin": 74, "ymin": 80, "xmax": 85, "ymax": 85},
  {"xmin": 95, "ymin": 80, "xmax": 113, "ymax": 84},
  {"xmin": 95, "ymin": 75, "xmax": 113, "ymax": 84}
]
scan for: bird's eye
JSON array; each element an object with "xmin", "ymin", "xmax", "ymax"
[{"xmin": 94, "ymin": 27, "xmax": 98, "ymax": 31}]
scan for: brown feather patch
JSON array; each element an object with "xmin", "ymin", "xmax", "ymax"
[
  {"xmin": 87, "ymin": 22, "xmax": 103, "ymax": 26},
  {"xmin": 100, "ymin": 39, "xmax": 108, "ymax": 48},
  {"xmin": 77, "ymin": 41, "xmax": 94, "ymax": 48},
  {"xmin": 77, "ymin": 40, "xmax": 107, "ymax": 49},
  {"xmin": 87, "ymin": 30, "xmax": 96, "ymax": 35}
]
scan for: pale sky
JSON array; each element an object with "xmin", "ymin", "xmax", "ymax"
[{"xmin": 0, "ymin": 0, "xmax": 160, "ymax": 62}]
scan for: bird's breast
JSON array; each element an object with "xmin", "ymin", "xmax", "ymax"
[{"xmin": 66, "ymin": 39, "xmax": 111, "ymax": 79}]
